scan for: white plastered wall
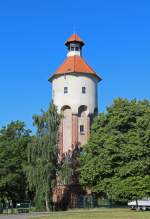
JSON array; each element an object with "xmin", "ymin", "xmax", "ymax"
[{"xmin": 52, "ymin": 74, "xmax": 98, "ymax": 115}]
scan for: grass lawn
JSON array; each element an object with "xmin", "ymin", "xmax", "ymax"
[{"xmin": 29, "ymin": 208, "xmax": 150, "ymax": 219}]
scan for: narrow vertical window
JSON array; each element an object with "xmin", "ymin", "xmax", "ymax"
[
  {"xmin": 80, "ymin": 125, "xmax": 84, "ymax": 133},
  {"xmin": 82, "ymin": 87, "xmax": 86, "ymax": 94},
  {"xmin": 64, "ymin": 87, "xmax": 68, "ymax": 94},
  {"xmin": 75, "ymin": 47, "xmax": 79, "ymax": 51}
]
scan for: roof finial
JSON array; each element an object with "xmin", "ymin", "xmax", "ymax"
[
  {"xmin": 73, "ymin": 25, "xmax": 76, "ymax": 34},
  {"xmin": 65, "ymin": 33, "xmax": 85, "ymax": 46}
]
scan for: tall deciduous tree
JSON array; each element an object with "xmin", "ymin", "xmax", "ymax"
[
  {"xmin": 26, "ymin": 103, "xmax": 61, "ymax": 211},
  {"xmin": 0, "ymin": 121, "xmax": 31, "ymax": 202},
  {"xmin": 80, "ymin": 98, "xmax": 150, "ymax": 202}
]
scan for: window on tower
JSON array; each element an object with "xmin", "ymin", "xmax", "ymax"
[
  {"xmin": 64, "ymin": 87, "xmax": 68, "ymax": 94},
  {"xmin": 82, "ymin": 87, "xmax": 86, "ymax": 94},
  {"xmin": 80, "ymin": 125, "xmax": 84, "ymax": 134},
  {"xmin": 75, "ymin": 47, "xmax": 80, "ymax": 51}
]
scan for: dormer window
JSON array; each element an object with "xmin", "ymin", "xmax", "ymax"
[
  {"xmin": 64, "ymin": 87, "xmax": 68, "ymax": 94},
  {"xmin": 82, "ymin": 87, "xmax": 86, "ymax": 94}
]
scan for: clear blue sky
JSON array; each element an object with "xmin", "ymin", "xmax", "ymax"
[{"xmin": 0, "ymin": 0, "xmax": 150, "ymax": 132}]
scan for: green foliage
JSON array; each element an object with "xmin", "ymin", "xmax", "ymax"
[
  {"xmin": 58, "ymin": 162, "xmax": 73, "ymax": 185},
  {"xmin": 80, "ymin": 98, "xmax": 150, "ymax": 202},
  {"xmin": 26, "ymin": 103, "xmax": 61, "ymax": 211},
  {"xmin": 0, "ymin": 121, "xmax": 31, "ymax": 201},
  {"xmin": 58, "ymin": 145, "xmax": 80, "ymax": 186}
]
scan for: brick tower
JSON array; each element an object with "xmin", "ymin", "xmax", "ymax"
[{"xmin": 49, "ymin": 33, "xmax": 101, "ymax": 209}]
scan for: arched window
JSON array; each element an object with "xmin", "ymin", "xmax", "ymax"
[
  {"xmin": 78, "ymin": 105, "xmax": 88, "ymax": 136},
  {"xmin": 78, "ymin": 105, "xmax": 87, "ymax": 116},
  {"xmin": 61, "ymin": 105, "xmax": 71, "ymax": 112}
]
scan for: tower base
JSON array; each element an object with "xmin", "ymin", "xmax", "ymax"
[{"xmin": 53, "ymin": 184, "xmax": 87, "ymax": 210}]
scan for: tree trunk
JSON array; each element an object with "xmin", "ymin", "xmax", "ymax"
[
  {"xmin": 136, "ymin": 199, "xmax": 139, "ymax": 211},
  {"xmin": 45, "ymin": 195, "xmax": 50, "ymax": 212}
]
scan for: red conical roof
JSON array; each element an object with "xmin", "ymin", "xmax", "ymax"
[
  {"xmin": 65, "ymin": 33, "xmax": 85, "ymax": 46},
  {"xmin": 49, "ymin": 55, "xmax": 101, "ymax": 81}
]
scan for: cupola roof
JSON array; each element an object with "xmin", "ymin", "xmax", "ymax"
[
  {"xmin": 49, "ymin": 33, "xmax": 102, "ymax": 82},
  {"xmin": 65, "ymin": 33, "xmax": 84, "ymax": 46}
]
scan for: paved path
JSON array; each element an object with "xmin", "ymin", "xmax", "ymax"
[
  {"xmin": 0, "ymin": 213, "xmax": 50, "ymax": 219},
  {"xmin": 0, "ymin": 215, "xmax": 29, "ymax": 219}
]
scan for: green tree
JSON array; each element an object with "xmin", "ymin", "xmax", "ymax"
[
  {"xmin": 26, "ymin": 103, "xmax": 61, "ymax": 211},
  {"xmin": 80, "ymin": 98, "xmax": 150, "ymax": 202},
  {"xmin": 58, "ymin": 144, "xmax": 80, "ymax": 186},
  {"xmin": 0, "ymin": 121, "xmax": 31, "ymax": 202}
]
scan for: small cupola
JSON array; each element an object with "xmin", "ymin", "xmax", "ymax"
[{"xmin": 65, "ymin": 33, "xmax": 85, "ymax": 57}]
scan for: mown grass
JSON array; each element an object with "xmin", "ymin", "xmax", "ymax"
[{"xmin": 29, "ymin": 208, "xmax": 150, "ymax": 219}]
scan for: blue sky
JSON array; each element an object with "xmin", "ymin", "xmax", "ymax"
[{"xmin": 0, "ymin": 0, "xmax": 150, "ymax": 132}]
